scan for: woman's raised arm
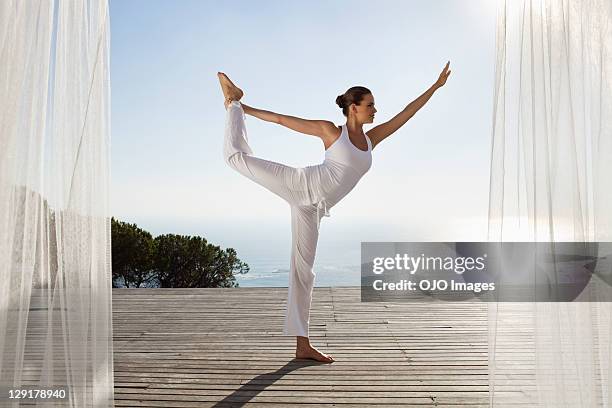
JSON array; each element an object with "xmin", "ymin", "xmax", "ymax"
[
  {"xmin": 242, "ymin": 103, "xmax": 336, "ymax": 139},
  {"xmin": 367, "ymin": 61, "xmax": 451, "ymax": 149}
]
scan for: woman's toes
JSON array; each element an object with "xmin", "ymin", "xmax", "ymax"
[{"xmin": 217, "ymin": 73, "xmax": 243, "ymax": 101}]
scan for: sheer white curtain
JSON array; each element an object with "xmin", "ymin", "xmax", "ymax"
[
  {"xmin": 488, "ymin": 0, "xmax": 611, "ymax": 406},
  {"xmin": 0, "ymin": 1, "xmax": 113, "ymax": 407}
]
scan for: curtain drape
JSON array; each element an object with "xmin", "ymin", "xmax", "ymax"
[
  {"xmin": 0, "ymin": 1, "xmax": 113, "ymax": 407},
  {"xmin": 488, "ymin": 0, "xmax": 611, "ymax": 406}
]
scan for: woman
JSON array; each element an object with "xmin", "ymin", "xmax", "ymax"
[{"xmin": 218, "ymin": 63, "xmax": 451, "ymax": 363}]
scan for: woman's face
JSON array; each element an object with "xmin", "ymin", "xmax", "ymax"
[{"xmin": 350, "ymin": 93, "xmax": 377, "ymax": 124}]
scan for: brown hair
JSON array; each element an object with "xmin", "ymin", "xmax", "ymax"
[{"xmin": 335, "ymin": 86, "xmax": 371, "ymax": 117}]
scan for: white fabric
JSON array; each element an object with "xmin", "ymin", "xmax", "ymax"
[
  {"xmin": 488, "ymin": 0, "xmax": 612, "ymax": 406},
  {"xmin": 224, "ymin": 101, "xmax": 372, "ymax": 336},
  {"xmin": 0, "ymin": 1, "xmax": 113, "ymax": 406}
]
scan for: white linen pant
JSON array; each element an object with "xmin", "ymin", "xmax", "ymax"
[{"xmin": 223, "ymin": 101, "xmax": 323, "ymax": 337}]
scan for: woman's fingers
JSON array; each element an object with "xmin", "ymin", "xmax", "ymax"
[
  {"xmin": 435, "ymin": 62, "xmax": 451, "ymax": 88},
  {"xmin": 443, "ymin": 61, "xmax": 451, "ymax": 74}
]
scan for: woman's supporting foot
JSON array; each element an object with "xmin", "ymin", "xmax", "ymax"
[
  {"xmin": 217, "ymin": 72, "xmax": 244, "ymax": 102},
  {"xmin": 295, "ymin": 336, "xmax": 334, "ymax": 363}
]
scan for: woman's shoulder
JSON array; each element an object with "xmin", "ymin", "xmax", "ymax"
[
  {"xmin": 321, "ymin": 122, "xmax": 343, "ymax": 150},
  {"xmin": 319, "ymin": 121, "xmax": 342, "ymax": 137}
]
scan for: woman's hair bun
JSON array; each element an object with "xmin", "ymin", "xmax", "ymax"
[
  {"xmin": 335, "ymin": 86, "xmax": 371, "ymax": 117},
  {"xmin": 335, "ymin": 94, "xmax": 345, "ymax": 109}
]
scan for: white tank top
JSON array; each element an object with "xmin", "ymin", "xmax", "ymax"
[
  {"xmin": 324, "ymin": 124, "xmax": 373, "ymax": 174},
  {"xmin": 302, "ymin": 125, "xmax": 372, "ymax": 224}
]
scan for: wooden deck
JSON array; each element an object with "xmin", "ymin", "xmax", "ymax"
[{"xmin": 111, "ymin": 287, "xmax": 521, "ymax": 407}]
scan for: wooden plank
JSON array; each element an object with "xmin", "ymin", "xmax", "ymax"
[{"xmin": 109, "ymin": 287, "xmax": 521, "ymax": 406}]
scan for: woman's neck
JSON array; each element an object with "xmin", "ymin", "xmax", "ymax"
[{"xmin": 345, "ymin": 118, "xmax": 364, "ymax": 134}]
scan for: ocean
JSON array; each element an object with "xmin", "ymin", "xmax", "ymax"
[{"xmin": 234, "ymin": 254, "xmax": 361, "ymax": 287}]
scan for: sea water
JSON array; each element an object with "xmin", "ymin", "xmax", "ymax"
[{"xmin": 235, "ymin": 253, "xmax": 361, "ymax": 287}]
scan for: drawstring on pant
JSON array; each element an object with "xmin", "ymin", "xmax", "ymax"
[{"xmin": 315, "ymin": 199, "xmax": 330, "ymax": 231}]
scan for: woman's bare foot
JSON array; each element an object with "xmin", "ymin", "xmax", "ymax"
[
  {"xmin": 217, "ymin": 72, "xmax": 243, "ymax": 102},
  {"xmin": 296, "ymin": 346, "xmax": 335, "ymax": 363},
  {"xmin": 295, "ymin": 336, "xmax": 334, "ymax": 363}
]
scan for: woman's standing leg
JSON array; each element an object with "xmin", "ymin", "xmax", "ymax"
[
  {"xmin": 285, "ymin": 204, "xmax": 334, "ymax": 362},
  {"xmin": 284, "ymin": 204, "xmax": 320, "ymax": 337}
]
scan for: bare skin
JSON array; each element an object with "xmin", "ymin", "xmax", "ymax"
[
  {"xmin": 216, "ymin": 63, "xmax": 451, "ymax": 363},
  {"xmin": 217, "ymin": 72, "xmax": 243, "ymax": 103},
  {"xmin": 295, "ymin": 336, "xmax": 334, "ymax": 363}
]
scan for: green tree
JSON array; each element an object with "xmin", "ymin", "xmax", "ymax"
[
  {"xmin": 111, "ymin": 218, "xmax": 155, "ymax": 288},
  {"xmin": 153, "ymin": 234, "xmax": 248, "ymax": 288},
  {"xmin": 110, "ymin": 218, "xmax": 249, "ymax": 288}
]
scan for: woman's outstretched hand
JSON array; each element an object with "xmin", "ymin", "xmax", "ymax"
[{"xmin": 434, "ymin": 61, "xmax": 451, "ymax": 89}]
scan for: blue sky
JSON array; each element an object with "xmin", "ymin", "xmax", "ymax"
[{"xmin": 109, "ymin": 0, "xmax": 498, "ymax": 258}]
